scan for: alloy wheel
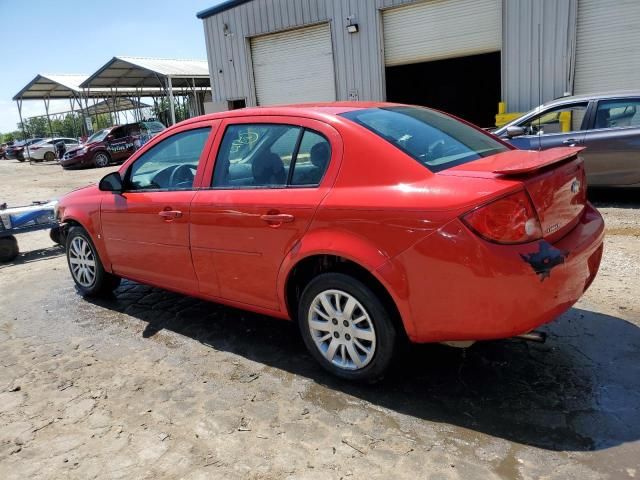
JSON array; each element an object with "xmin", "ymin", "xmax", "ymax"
[
  {"xmin": 95, "ymin": 153, "xmax": 109, "ymax": 167},
  {"xmin": 307, "ymin": 289, "xmax": 376, "ymax": 370},
  {"xmin": 68, "ymin": 236, "xmax": 96, "ymax": 287}
]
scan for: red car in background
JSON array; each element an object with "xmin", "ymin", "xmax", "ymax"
[
  {"xmin": 60, "ymin": 121, "xmax": 165, "ymax": 169},
  {"xmin": 56, "ymin": 103, "xmax": 604, "ymax": 381}
]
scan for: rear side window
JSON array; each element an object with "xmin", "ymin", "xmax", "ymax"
[
  {"xmin": 341, "ymin": 106, "xmax": 508, "ymax": 172},
  {"xmin": 593, "ymin": 99, "xmax": 640, "ymax": 129},
  {"xmin": 212, "ymin": 124, "xmax": 330, "ymax": 188}
]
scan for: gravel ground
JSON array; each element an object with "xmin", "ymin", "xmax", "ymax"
[{"xmin": 0, "ymin": 159, "xmax": 639, "ymax": 479}]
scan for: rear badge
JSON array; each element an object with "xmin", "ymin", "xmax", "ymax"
[
  {"xmin": 545, "ymin": 223, "xmax": 560, "ymax": 235},
  {"xmin": 520, "ymin": 241, "xmax": 568, "ymax": 282},
  {"xmin": 571, "ymin": 178, "xmax": 581, "ymax": 194}
]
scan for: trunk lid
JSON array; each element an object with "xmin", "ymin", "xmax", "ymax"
[{"xmin": 442, "ymin": 147, "xmax": 587, "ymax": 241}]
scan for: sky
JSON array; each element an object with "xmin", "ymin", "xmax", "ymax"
[{"xmin": 0, "ymin": 0, "xmax": 225, "ymax": 133}]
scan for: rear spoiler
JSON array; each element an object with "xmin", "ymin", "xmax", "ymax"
[{"xmin": 490, "ymin": 147, "xmax": 585, "ymax": 175}]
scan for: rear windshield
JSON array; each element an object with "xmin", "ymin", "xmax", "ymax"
[{"xmin": 340, "ymin": 106, "xmax": 509, "ymax": 172}]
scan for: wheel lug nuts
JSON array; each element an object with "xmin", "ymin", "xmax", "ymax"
[
  {"xmin": 345, "ymin": 334, "xmax": 351, "ymax": 341},
  {"xmin": 343, "ymin": 320, "xmax": 349, "ymax": 327},
  {"xmin": 333, "ymin": 332, "xmax": 340, "ymax": 338},
  {"xmin": 332, "ymin": 318, "xmax": 338, "ymax": 325}
]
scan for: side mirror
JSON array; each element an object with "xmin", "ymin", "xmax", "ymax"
[
  {"xmin": 506, "ymin": 126, "xmax": 526, "ymax": 138},
  {"xmin": 99, "ymin": 172, "xmax": 123, "ymax": 192},
  {"xmin": 106, "ymin": 134, "xmax": 114, "ymax": 141}
]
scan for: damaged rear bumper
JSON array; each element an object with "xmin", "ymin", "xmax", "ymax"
[{"xmin": 387, "ymin": 203, "xmax": 604, "ymax": 343}]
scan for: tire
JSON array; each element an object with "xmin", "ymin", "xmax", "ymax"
[
  {"xmin": 65, "ymin": 226, "xmax": 120, "ymax": 296},
  {"xmin": 50, "ymin": 226, "xmax": 63, "ymax": 245},
  {"xmin": 17, "ymin": 156, "xmax": 25, "ymax": 162},
  {"xmin": 93, "ymin": 151, "xmax": 110, "ymax": 168},
  {"xmin": 44, "ymin": 151, "xmax": 55, "ymax": 162},
  {"xmin": 298, "ymin": 272, "xmax": 397, "ymax": 382},
  {"xmin": 0, "ymin": 236, "xmax": 19, "ymax": 262}
]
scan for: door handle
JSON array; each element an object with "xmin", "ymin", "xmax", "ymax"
[
  {"xmin": 563, "ymin": 138, "xmax": 579, "ymax": 146},
  {"xmin": 158, "ymin": 210, "xmax": 182, "ymax": 219},
  {"xmin": 260, "ymin": 213, "xmax": 295, "ymax": 223}
]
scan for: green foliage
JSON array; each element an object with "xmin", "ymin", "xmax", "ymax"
[{"xmin": 18, "ymin": 113, "xmax": 84, "ymax": 139}]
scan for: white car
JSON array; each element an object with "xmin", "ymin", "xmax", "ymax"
[{"xmin": 27, "ymin": 138, "xmax": 80, "ymax": 162}]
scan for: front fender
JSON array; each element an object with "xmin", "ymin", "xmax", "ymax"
[{"xmin": 59, "ymin": 192, "xmax": 112, "ymax": 273}]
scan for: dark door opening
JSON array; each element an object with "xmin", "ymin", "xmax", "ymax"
[{"xmin": 385, "ymin": 51, "xmax": 501, "ymax": 128}]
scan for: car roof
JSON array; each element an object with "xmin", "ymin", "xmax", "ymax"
[
  {"xmin": 542, "ymin": 90, "xmax": 640, "ymax": 107},
  {"xmin": 177, "ymin": 101, "xmax": 401, "ymax": 126}
]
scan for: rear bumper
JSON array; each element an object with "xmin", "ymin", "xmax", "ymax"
[{"xmin": 387, "ymin": 203, "xmax": 604, "ymax": 343}]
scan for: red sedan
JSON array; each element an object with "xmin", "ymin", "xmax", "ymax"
[{"xmin": 57, "ymin": 103, "xmax": 604, "ymax": 381}]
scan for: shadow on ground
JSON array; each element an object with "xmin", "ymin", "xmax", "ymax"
[
  {"xmin": 0, "ymin": 245, "xmax": 64, "ymax": 269},
  {"xmin": 589, "ymin": 187, "xmax": 640, "ymax": 208},
  {"xmin": 84, "ymin": 281, "xmax": 640, "ymax": 453}
]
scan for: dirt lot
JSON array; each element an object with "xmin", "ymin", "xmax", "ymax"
[{"xmin": 1, "ymin": 159, "xmax": 639, "ymax": 479}]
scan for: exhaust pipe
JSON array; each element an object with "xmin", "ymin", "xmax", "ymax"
[{"xmin": 513, "ymin": 331, "xmax": 547, "ymax": 343}]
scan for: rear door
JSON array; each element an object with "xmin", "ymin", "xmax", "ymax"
[
  {"xmin": 100, "ymin": 121, "xmax": 217, "ymax": 291},
  {"xmin": 508, "ymin": 102, "xmax": 590, "ymax": 151},
  {"xmin": 581, "ymin": 97, "xmax": 640, "ymax": 186},
  {"xmin": 190, "ymin": 117, "xmax": 341, "ymax": 309}
]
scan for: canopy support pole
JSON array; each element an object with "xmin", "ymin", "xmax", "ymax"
[
  {"xmin": 43, "ymin": 97, "xmax": 53, "ymax": 136},
  {"xmin": 166, "ymin": 76, "xmax": 176, "ymax": 125},
  {"xmin": 16, "ymin": 99, "xmax": 27, "ymax": 145}
]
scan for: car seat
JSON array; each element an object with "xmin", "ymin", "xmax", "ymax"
[
  {"xmin": 595, "ymin": 109, "xmax": 610, "ymax": 129},
  {"xmin": 252, "ymin": 151, "xmax": 286, "ymax": 186}
]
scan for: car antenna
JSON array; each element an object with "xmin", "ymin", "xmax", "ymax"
[{"xmin": 537, "ymin": 21, "xmax": 542, "ymax": 152}]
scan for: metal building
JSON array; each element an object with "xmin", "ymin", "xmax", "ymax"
[{"xmin": 198, "ymin": 0, "xmax": 640, "ymax": 127}]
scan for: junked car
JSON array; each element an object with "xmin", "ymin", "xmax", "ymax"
[
  {"xmin": 494, "ymin": 91, "xmax": 640, "ymax": 188},
  {"xmin": 60, "ymin": 121, "xmax": 166, "ymax": 169},
  {"xmin": 56, "ymin": 103, "xmax": 604, "ymax": 381},
  {"xmin": 27, "ymin": 137, "xmax": 80, "ymax": 162}
]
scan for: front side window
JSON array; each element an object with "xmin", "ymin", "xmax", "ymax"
[
  {"xmin": 519, "ymin": 103, "xmax": 588, "ymax": 135},
  {"xmin": 593, "ymin": 99, "xmax": 640, "ymax": 129},
  {"xmin": 212, "ymin": 124, "xmax": 330, "ymax": 188},
  {"xmin": 341, "ymin": 106, "xmax": 508, "ymax": 172},
  {"xmin": 127, "ymin": 127, "xmax": 210, "ymax": 191}
]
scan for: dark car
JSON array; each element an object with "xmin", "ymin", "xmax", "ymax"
[
  {"xmin": 6, "ymin": 138, "xmax": 45, "ymax": 161},
  {"xmin": 494, "ymin": 91, "xmax": 640, "ymax": 188},
  {"xmin": 60, "ymin": 121, "xmax": 165, "ymax": 169}
]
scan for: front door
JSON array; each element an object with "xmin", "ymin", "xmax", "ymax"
[
  {"xmin": 101, "ymin": 123, "xmax": 215, "ymax": 292},
  {"xmin": 507, "ymin": 102, "xmax": 590, "ymax": 152},
  {"xmin": 105, "ymin": 125, "xmax": 136, "ymax": 162},
  {"xmin": 191, "ymin": 118, "xmax": 339, "ymax": 310}
]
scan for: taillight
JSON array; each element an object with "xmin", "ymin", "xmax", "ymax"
[{"xmin": 462, "ymin": 190, "xmax": 542, "ymax": 244}]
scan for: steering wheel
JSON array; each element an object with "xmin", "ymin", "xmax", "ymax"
[{"xmin": 168, "ymin": 164, "xmax": 195, "ymax": 188}]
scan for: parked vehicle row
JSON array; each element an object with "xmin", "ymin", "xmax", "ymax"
[
  {"xmin": 57, "ymin": 102, "xmax": 604, "ymax": 381},
  {"xmin": 3, "ymin": 138, "xmax": 45, "ymax": 161},
  {"xmin": 60, "ymin": 121, "xmax": 165, "ymax": 169}
]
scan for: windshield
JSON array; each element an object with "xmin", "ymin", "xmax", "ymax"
[
  {"xmin": 341, "ymin": 106, "xmax": 509, "ymax": 172},
  {"xmin": 142, "ymin": 121, "xmax": 166, "ymax": 133},
  {"xmin": 86, "ymin": 129, "xmax": 111, "ymax": 144}
]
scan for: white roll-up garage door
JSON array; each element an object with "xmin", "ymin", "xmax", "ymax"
[
  {"xmin": 383, "ymin": 0, "xmax": 501, "ymax": 67},
  {"xmin": 250, "ymin": 23, "xmax": 336, "ymax": 106},
  {"xmin": 574, "ymin": 0, "xmax": 640, "ymax": 94}
]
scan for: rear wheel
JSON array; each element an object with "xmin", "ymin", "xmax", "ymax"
[
  {"xmin": 66, "ymin": 226, "xmax": 120, "ymax": 296},
  {"xmin": 0, "ymin": 235, "xmax": 19, "ymax": 262},
  {"xmin": 44, "ymin": 151, "xmax": 55, "ymax": 162},
  {"xmin": 93, "ymin": 152, "xmax": 110, "ymax": 168},
  {"xmin": 298, "ymin": 273, "xmax": 397, "ymax": 382}
]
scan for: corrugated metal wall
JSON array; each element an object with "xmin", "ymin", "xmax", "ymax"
[
  {"xmin": 502, "ymin": 0, "xmax": 577, "ymax": 113},
  {"xmin": 202, "ymin": 0, "xmax": 417, "ymax": 106},
  {"xmin": 202, "ymin": 0, "xmax": 579, "ymax": 113}
]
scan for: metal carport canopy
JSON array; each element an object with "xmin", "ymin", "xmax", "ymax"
[{"xmin": 80, "ymin": 57, "xmax": 211, "ymax": 125}]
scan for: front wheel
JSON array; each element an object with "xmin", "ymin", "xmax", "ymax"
[
  {"xmin": 66, "ymin": 226, "xmax": 120, "ymax": 296},
  {"xmin": 93, "ymin": 152, "xmax": 110, "ymax": 168},
  {"xmin": 298, "ymin": 273, "xmax": 397, "ymax": 382}
]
